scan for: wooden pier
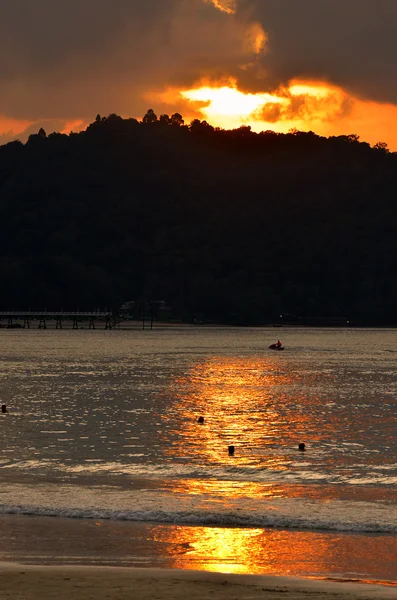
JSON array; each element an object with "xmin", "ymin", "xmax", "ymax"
[{"xmin": 0, "ymin": 311, "xmax": 121, "ymax": 330}]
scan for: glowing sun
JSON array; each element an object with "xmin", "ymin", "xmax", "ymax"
[{"xmin": 181, "ymin": 84, "xmax": 285, "ymax": 125}]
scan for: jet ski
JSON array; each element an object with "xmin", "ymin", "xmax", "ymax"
[{"xmin": 269, "ymin": 343, "xmax": 284, "ymax": 351}]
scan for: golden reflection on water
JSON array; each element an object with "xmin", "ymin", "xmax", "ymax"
[
  {"xmin": 149, "ymin": 524, "xmax": 397, "ymax": 580},
  {"xmin": 162, "ymin": 356, "xmax": 311, "ymax": 467},
  {"xmin": 151, "ymin": 525, "xmax": 268, "ymax": 574},
  {"xmin": 151, "ymin": 357, "xmax": 397, "ymax": 579},
  {"xmin": 168, "ymin": 479, "xmax": 284, "ymax": 499}
]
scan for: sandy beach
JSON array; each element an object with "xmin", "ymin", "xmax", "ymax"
[{"xmin": 0, "ymin": 564, "xmax": 395, "ymax": 600}]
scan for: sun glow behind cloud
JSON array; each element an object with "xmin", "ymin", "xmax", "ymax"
[
  {"xmin": 180, "ymin": 79, "xmax": 342, "ymax": 132},
  {"xmin": 178, "ymin": 79, "xmax": 397, "ymax": 148},
  {"xmin": 181, "ymin": 81, "xmax": 285, "ymax": 125}
]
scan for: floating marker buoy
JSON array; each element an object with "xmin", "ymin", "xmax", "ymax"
[
  {"xmin": 228, "ymin": 445, "xmax": 235, "ymax": 456},
  {"xmin": 1, "ymin": 404, "xmax": 7, "ymax": 414},
  {"xmin": 198, "ymin": 416, "xmax": 204, "ymax": 424},
  {"xmin": 298, "ymin": 443, "xmax": 306, "ymax": 451}
]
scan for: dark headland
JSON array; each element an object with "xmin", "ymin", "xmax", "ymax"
[{"xmin": 0, "ymin": 111, "xmax": 396, "ymax": 326}]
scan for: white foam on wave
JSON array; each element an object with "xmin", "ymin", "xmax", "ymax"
[
  {"xmin": 348, "ymin": 476, "xmax": 397, "ymax": 485},
  {"xmin": 0, "ymin": 483, "xmax": 396, "ymax": 534},
  {"xmin": 0, "ymin": 502, "xmax": 396, "ymax": 533},
  {"xmin": 2, "ymin": 458, "xmax": 397, "ymax": 487}
]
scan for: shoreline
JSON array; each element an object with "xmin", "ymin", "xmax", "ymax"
[
  {"xmin": 0, "ymin": 564, "xmax": 396, "ymax": 600},
  {"xmin": 0, "ymin": 514, "xmax": 396, "ymax": 585},
  {"xmin": 2, "ymin": 320, "xmax": 397, "ymax": 330}
]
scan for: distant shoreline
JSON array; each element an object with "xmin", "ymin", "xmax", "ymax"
[
  {"xmin": 0, "ymin": 320, "xmax": 396, "ymax": 330},
  {"xmin": 0, "ymin": 318, "xmax": 397, "ymax": 335}
]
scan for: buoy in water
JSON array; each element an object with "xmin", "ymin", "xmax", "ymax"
[
  {"xmin": 197, "ymin": 416, "xmax": 204, "ymax": 424},
  {"xmin": 298, "ymin": 443, "xmax": 306, "ymax": 451},
  {"xmin": 1, "ymin": 404, "xmax": 7, "ymax": 414},
  {"xmin": 228, "ymin": 445, "xmax": 235, "ymax": 456}
]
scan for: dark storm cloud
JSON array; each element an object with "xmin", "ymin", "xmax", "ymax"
[
  {"xmin": 0, "ymin": 0, "xmax": 256, "ymax": 122},
  {"xmin": 235, "ymin": 0, "xmax": 397, "ymax": 104}
]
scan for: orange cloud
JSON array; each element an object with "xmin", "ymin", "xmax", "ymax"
[
  {"xmin": 60, "ymin": 119, "xmax": 86, "ymax": 134},
  {"xmin": 204, "ymin": 0, "xmax": 236, "ymax": 14},
  {"xmin": 0, "ymin": 115, "xmax": 34, "ymax": 140},
  {"xmin": 203, "ymin": 0, "xmax": 266, "ymax": 57},
  {"xmin": 0, "ymin": 116, "xmax": 88, "ymax": 145},
  {"xmin": 246, "ymin": 22, "xmax": 266, "ymax": 55},
  {"xmin": 251, "ymin": 80, "xmax": 352, "ymax": 126}
]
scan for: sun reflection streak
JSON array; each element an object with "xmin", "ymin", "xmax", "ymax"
[
  {"xmin": 152, "ymin": 525, "xmax": 268, "ymax": 574},
  {"xmin": 170, "ymin": 479, "xmax": 286, "ymax": 499},
  {"xmin": 147, "ymin": 523, "xmax": 397, "ymax": 579},
  {"xmin": 183, "ymin": 527, "xmax": 265, "ymax": 574},
  {"xmin": 162, "ymin": 357, "xmax": 304, "ymax": 469},
  {"xmin": 148, "ymin": 524, "xmax": 396, "ymax": 577}
]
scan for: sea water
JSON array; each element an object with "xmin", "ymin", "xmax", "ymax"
[{"xmin": 0, "ymin": 327, "xmax": 396, "ymax": 583}]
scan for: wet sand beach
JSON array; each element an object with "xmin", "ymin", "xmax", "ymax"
[{"xmin": 0, "ymin": 564, "xmax": 396, "ymax": 600}]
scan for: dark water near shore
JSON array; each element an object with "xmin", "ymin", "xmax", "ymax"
[{"xmin": 0, "ymin": 327, "xmax": 396, "ymax": 582}]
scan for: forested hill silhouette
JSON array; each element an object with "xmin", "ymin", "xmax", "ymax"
[{"xmin": 0, "ymin": 110, "xmax": 396, "ymax": 325}]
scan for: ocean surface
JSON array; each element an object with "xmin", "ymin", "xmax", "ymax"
[{"xmin": 0, "ymin": 327, "xmax": 396, "ymax": 583}]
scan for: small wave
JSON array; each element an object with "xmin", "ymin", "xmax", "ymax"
[
  {"xmin": 0, "ymin": 503, "xmax": 396, "ymax": 534},
  {"xmin": 2, "ymin": 459, "xmax": 397, "ymax": 487}
]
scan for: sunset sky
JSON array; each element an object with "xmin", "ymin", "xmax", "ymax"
[{"xmin": 1, "ymin": 0, "xmax": 397, "ymax": 148}]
